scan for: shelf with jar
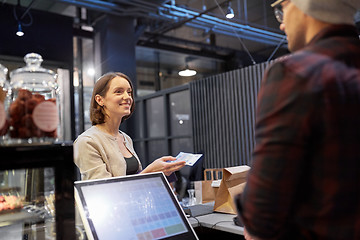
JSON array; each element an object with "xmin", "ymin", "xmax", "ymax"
[{"xmin": 0, "ymin": 53, "xmax": 61, "ymax": 146}]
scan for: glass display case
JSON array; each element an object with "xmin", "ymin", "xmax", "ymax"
[{"xmin": 0, "ymin": 143, "xmax": 75, "ymax": 240}]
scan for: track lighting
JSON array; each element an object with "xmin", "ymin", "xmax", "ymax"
[
  {"xmin": 16, "ymin": 22, "xmax": 24, "ymax": 37},
  {"xmin": 226, "ymin": 2, "xmax": 235, "ymax": 19}
]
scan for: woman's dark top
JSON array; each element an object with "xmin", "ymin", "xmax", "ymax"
[{"xmin": 124, "ymin": 155, "xmax": 139, "ymax": 175}]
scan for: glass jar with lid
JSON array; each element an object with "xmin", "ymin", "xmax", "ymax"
[
  {"xmin": 0, "ymin": 63, "xmax": 9, "ymax": 143},
  {"xmin": 8, "ymin": 53, "xmax": 60, "ymax": 144}
]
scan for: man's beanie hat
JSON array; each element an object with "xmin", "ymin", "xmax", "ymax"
[{"xmin": 279, "ymin": 0, "xmax": 360, "ymax": 25}]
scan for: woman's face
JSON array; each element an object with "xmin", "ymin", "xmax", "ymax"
[{"xmin": 96, "ymin": 76, "xmax": 133, "ymax": 121}]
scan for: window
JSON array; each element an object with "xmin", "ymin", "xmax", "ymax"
[{"xmin": 133, "ymin": 86, "xmax": 192, "ymax": 165}]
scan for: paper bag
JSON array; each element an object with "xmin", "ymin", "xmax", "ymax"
[
  {"xmin": 213, "ymin": 165, "xmax": 250, "ymax": 214},
  {"xmin": 194, "ymin": 168, "xmax": 222, "ymax": 204}
]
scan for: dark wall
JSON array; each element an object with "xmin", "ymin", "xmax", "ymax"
[
  {"xmin": 0, "ymin": 3, "xmax": 73, "ymax": 64},
  {"xmin": 190, "ymin": 62, "xmax": 270, "ymax": 168},
  {"xmin": 0, "ymin": 3, "xmax": 75, "ymax": 139}
]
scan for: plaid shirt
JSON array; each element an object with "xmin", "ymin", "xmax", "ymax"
[{"xmin": 236, "ymin": 25, "xmax": 360, "ymax": 240}]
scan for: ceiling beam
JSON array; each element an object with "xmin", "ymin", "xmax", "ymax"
[
  {"xmin": 140, "ymin": 32, "xmax": 234, "ymax": 54},
  {"xmin": 137, "ymin": 40, "xmax": 230, "ymax": 61}
]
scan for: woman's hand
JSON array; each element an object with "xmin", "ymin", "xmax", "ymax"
[{"xmin": 141, "ymin": 156, "xmax": 186, "ymax": 176}]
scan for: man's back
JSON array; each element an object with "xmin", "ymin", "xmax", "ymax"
[
  {"xmin": 282, "ymin": 24, "xmax": 360, "ymax": 239},
  {"xmin": 236, "ymin": 24, "xmax": 360, "ymax": 240}
]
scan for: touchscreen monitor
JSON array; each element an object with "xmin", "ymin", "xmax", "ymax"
[{"xmin": 75, "ymin": 172, "xmax": 198, "ymax": 240}]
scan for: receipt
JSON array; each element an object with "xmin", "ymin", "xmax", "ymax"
[{"xmin": 175, "ymin": 152, "xmax": 203, "ymax": 166}]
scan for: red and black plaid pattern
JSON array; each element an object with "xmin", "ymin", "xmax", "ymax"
[{"xmin": 236, "ymin": 25, "xmax": 360, "ymax": 240}]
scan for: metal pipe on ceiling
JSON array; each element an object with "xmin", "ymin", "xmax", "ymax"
[
  {"xmin": 148, "ymin": 0, "xmax": 229, "ymax": 37},
  {"xmin": 160, "ymin": 3, "xmax": 285, "ymax": 43},
  {"xmin": 57, "ymin": 0, "xmax": 285, "ymax": 46}
]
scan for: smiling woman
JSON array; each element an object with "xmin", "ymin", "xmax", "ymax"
[
  {"xmin": 88, "ymin": 72, "xmax": 135, "ymax": 126},
  {"xmin": 73, "ymin": 72, "xmax": 186, "ymax": 181},
  {"xmin": 93, "ymin": 73, "xmax": 134, "ymax": 126}
]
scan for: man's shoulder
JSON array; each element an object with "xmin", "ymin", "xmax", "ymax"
[
  {"xmin": 276, "ymin": 48, "xmax": 327, "ymax": 65},
  {"xmin": 282, "ymin": 36, "xmax": 359, "ymax": 73},
  {"xmin": 271, "ymin": 48, "xmax": 337, "ymax": 79}
]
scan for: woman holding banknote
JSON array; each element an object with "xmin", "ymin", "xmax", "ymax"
[{"xmin": 74, "ymin": 72, "xmax": 185, "ymax": 180}]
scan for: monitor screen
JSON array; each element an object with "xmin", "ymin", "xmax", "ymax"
[{"xmin": 75, "ymin": 172, "xmax": 198, "ymax": 240}]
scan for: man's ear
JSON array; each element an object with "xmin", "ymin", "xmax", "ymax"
[{"xmin": 95, "ymin": 94, "xmax": 104, "ymax": 107}]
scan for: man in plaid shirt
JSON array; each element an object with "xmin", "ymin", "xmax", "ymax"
[{"xmin": 235, "ymin": 0, "xmax": 360, "ymax": 239}]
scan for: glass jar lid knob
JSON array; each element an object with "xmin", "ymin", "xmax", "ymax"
[{"xmin": 24, "ymin": 53, "xmax": 43, "ymax": 70}]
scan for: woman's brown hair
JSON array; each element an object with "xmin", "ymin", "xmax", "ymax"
[{"xmin": 90, "ymin": 72, "xmax": 135, "ymax": 125}]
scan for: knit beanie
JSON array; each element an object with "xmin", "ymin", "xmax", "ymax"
[{"xmin": 290, "ymin": 0, "xmax": 360, "ymax": 25}]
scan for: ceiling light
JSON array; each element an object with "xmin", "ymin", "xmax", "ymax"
[
  {"xmin": 226, "ymin": 2, "xmax": 235, "ymax": 19},
  {"xmin": 16, "ymin": 22, "xmax": 24, "ymax": 37},
  {"xmin": 13, "ymin": 2, "xmax": 33, "ymax": 38},
  {"xmin": 179, "ymin": 68, "xmax": 197, "ymax": 77},
  {"xmin": 179, "ymin": 57, "xmax": 197, "ymax": 77},
  {"xmin": 178, "ymin": 63, "xmax": 197, "ymax": 77}
]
